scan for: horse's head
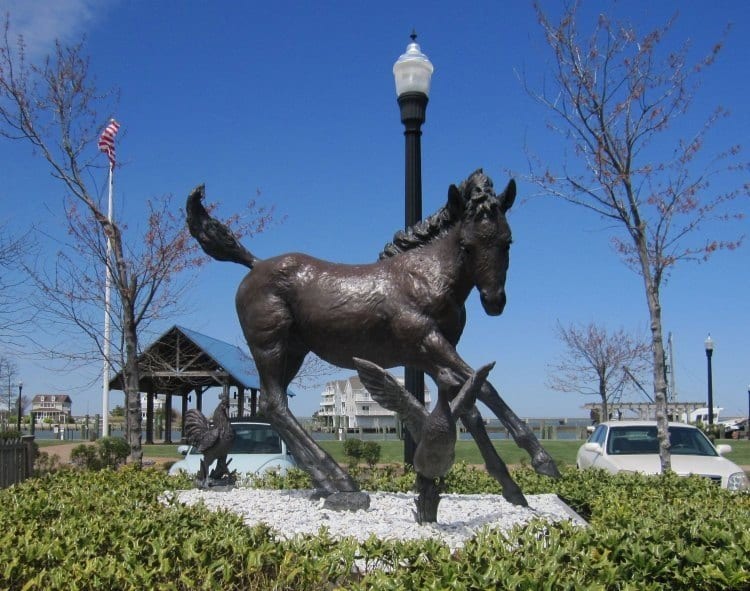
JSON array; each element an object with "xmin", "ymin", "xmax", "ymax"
[{"xmin": 449, "ymin": 169, "xmax": 516, "ymax": 316}]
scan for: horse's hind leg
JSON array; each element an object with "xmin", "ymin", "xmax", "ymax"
[
  {"xmin": 477, "ymin": 383, "xmax": 561, "ymax": 478},
  {"xmin": 266, "ymin": 399, "xmax": 356, "ymax": 494},
  {"xmin": 255, "ymin": 356, "xmax": 359, "ymax": 494},
  {"xmin": 460, "ymin": 405, "xmax": 527, "ymax": 506}
]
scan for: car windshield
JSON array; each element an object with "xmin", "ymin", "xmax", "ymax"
[
  {"xmin": 189, "ymin": 424, "xmax": 282, "ymax": 455},
  {"xmin": 607, "ymin": 426, "xmax": 718, "ymax": 457}
]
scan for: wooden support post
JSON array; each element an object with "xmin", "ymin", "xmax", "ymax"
[
  {"xmin": 145, "ymin": 390, "xmax": 154, "ymax": 444},
  {"xmin": 237, "ymin": 387, "xmax": 245, "ymax": 418},
  {"xmin": 164, "ymin": 393, "xmax": 173, "ymax": 444}
]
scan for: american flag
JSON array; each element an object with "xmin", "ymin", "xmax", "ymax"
[{"xmin": 98, "ymin": 119, "xmax": 121, "ymax": 167}]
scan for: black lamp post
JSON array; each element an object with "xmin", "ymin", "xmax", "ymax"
[
  {"xmin": 16, "ymin": 380, "xmax": 22, "ymax": 432},
  {"xmin": 393, "ymin": 32, "xmax": 433, "ymax": 464},
  {"xmin": 704, "ymin": 335, "xmax": 714, "ymax": 426}
]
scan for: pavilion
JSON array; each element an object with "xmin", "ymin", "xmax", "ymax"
[{"xmin": 109, "ymin": 325, "xmax": 262, "ymax": 444}]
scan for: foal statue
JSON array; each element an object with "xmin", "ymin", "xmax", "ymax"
[{"xmin": 186, "ymin": 169, "xmax": 559, "ymax": 515}]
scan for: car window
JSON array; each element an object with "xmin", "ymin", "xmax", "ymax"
[
  {"xmin": 607, "ymin": 426, "xmax": 659, "ymax": 455},
  {"xmin": 606, "ymin": 425, "xmax": 720, "ymax": 456},
  {"xmin": 187, "ymin": 424, "xmax": 283, "ymax": 455},
  {"xmin": 669, "ymin": 426, "xmax": 718, "ymax": 457},
  {"xmin": 232, "ymin": 424, "xmax": 282, "ymax": 454},
  {"xmin": 589, "ymin": 425, "xmax": 607, "ymax": 445}
]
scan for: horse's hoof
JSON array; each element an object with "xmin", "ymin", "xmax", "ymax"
[
  {"xmin": 503, "ymin": 486, "xmax": 528, "ymax": 507},
  {"xmin": 532, "ymin": 454, "xmax": 562, "ymax": 479}
]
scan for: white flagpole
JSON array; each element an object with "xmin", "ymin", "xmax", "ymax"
[{"xmin": 102, "ymin": 161, "xmax": 114, "ymax": 438}]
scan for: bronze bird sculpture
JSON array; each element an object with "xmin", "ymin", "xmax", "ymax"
[
  {"xmin": 183, "ymin": 390, "xmax": 236, "ymax": 488},
  {"xmin": 354, "ymin": 358, "xmax": 494, "ymax": 523}
]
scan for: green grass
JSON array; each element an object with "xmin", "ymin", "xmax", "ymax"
[
  {"xmin": 318, "ymin": 438, "xmax": 584, "ymax": 467},
  {"xmin": 320, "ymin": 438, "xmax": 750, "ymax": 468},
  {"xmin": 723, "ymin": 439, "xmax": 750, "ymax": 465},
  {"xmin": 35, "ymin": 436, "xmax": 750, "ymax": 467}
]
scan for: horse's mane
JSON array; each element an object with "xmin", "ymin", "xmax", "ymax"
[
  {"xmin": 379, "ymin": 170, "xmax": 494, "ymax": 260},
  {"xmin": 379, "ymin": 204, "xmax": 455, "ymax": 259}
]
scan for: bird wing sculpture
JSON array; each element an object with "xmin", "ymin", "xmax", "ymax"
[
  {"xmin": 449, "ymin": 362, "xmax": 495, "ymax": 420},
  {"xmin": 353, "ymin": 357, "xmax": 430, "ymax": 442},
  {"xmin": 186, "ymin": 185, "xmax": 258, "ymax": 269}
]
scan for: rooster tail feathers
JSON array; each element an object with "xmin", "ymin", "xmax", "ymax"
[
  {"xmin": 186, "ymin": 185, "xmax": 258, "ymax": 269},
  {"xmin": 183, "ymin": 408, "xmax": 211, "ymax": 445}
]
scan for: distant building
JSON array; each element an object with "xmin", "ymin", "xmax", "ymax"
[
  {"xmin": 140, "ymin": 394, "xmax": 165, "ymax": 421},
  {"xmin": 31, "ymin": 394, "xmax": 72, "ymax": 423},
  {"xmin": 319, "ymin": 374, "xmax": 432, "ymax": 432}
]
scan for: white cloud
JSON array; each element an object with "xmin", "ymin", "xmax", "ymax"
[{"xmin": 1, "ymin": 0, "xmax": 113, "ymax": 58}]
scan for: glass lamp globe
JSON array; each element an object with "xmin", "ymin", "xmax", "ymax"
[{"xmin": 393, "ymin": 35, "xmax": 434, "ymax": 97}]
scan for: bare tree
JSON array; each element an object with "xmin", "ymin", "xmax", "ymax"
[
  {"xmin": 0, "ymin": 223, "xmax": 28, "ymax": 342},
  {"xmin": 548, "ymin": 322, "xmax": 650, "ymax": 422},
  {"xmin": 0, "ymin": 16, "xmax": 273, "ymax": 462},
  {"xmin": 524, "ymin": 2, "xmax": 747, "ymax": 470},
  {"xmin": 0, "ymin": 355, "xmax": 18, "ymax": 427}
]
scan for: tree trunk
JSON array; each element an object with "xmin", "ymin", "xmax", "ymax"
[
  {"xmin": 635, "ymin": 233, "xmax": 671, "ymax": 472},
  {"xmin": 646, "ymin": 285, "xmax": 670, "ymax": 472},
  {"xmin": 122, "ymin": 306, "xmax": 142, "ymax": 465},
  {"xmin": 599, "ymin": 376, "xmax": 608, "ymax": 422}
]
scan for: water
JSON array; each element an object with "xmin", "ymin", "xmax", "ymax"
[
  {"xmin": 310, "ymin": 418, "xmax": 591, "ymax": 442},
  {"xmin": 31, "ymin": 427, "xmax": 183, "ymax": 442},
  {"xmin": 28, "ymin": 418, "xmax": 593, "ymax": 442}
]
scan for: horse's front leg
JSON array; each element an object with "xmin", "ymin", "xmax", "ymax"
[
  {"xmin": 476, "ymin": 384, "xmax": 561, "ymax": 478},
  {"xmin": 459, "ymin": 404, "xmax": 527, "ymax": 506},
  {"xmin": 421, "ymin": 333, "xmax": 527, "ymax": 505},
  {"xmin": 423, "ymin": 331, "xmax": 559, "ymax": 478}
]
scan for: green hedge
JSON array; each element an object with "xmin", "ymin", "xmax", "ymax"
[{"xmin": 1, "ymin": 465, "xmax": 748, "ymax": 590}]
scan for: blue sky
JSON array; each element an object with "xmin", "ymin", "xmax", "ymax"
[{"xmin": 1, "ymin": 0, "xmax": 748, "ymax": 420}]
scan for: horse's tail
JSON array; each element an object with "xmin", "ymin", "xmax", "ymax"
[{"xmin": 186, "ymin": 184, "xmax": 258, "ymax": 270}]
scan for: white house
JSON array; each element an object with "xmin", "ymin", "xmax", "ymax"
[
  {"xmin": 140, "ymin": 393, "xmax": 165, "ymax": 420},
  {"xmin": 31, "ymin": 394, "xmax": 72, "ymax": 423},
  {"xmin": 319, "ymin": 374, "xmax": 431, "ymax": 432}
]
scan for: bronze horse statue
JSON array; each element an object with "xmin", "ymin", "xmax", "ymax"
[{"xmin": 186, "ymin": 169, "xmax": 559, "ymax": 504}]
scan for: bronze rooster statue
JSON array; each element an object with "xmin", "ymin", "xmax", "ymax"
[
  {"xmin": 183, "ymin": 390, "xmax": 236, "ymax": 488},
  {"xmin": 354, "ymin": 358, "xmax": 494, "ymax": 523}
]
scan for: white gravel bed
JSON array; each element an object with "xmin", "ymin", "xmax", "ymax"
[{"xmin": 170, "ymin": 488, "xmax": 585, "ymax": 552}]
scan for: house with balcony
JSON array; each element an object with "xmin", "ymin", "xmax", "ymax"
[
  {"xmin": 140, "ymin": 393, "xmax": 166, "ymax": 421},
  {"xmin": 319, "ymin": 374, "xmax": 431, "ymax": 432},
  {"xmin": 31, "ymin": 394, "xmax": 72, "ymax": 423}
]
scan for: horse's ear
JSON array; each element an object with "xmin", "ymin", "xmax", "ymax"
[
  {"xmin": 499, "ymin": 179, "xmax": 516, "ymax": 213},
  {"xmin": 448, "ymin": 184, "xmax": 464, "ymax": 216}
]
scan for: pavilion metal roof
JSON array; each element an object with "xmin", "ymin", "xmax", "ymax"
[{"xmin": 108, "ymin": 325, "xmax": 261, "ymax": 394}]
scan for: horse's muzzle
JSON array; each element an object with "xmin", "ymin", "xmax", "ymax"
[{"xmin": 480, "ymin": 290, "xmax": 506, "ymax": 316}]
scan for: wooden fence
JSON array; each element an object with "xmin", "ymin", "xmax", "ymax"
[{"xmin": 0, "ymin": 436, "xmax": 36, "ymax": 488}]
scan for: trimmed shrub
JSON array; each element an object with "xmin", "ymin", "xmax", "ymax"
[
  {"xmin": 362, "ymin": 441, "xmax": 381, "ymax": 467},
  {"xmin": 343, "ymin": 438, "xmax": 364, "ymax": 468},
  {"xmin": 70, "ymin": 437, "xmax": 129, "ymax": 471},
  {"xmin": 1, "ymin": 463, "xmax": 748, "ymax": 589},
  {"xmin": 70, "ymin": 444, "xmax": 101, "ymax": 470}
]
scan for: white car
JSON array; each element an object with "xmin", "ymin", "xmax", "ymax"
[
  {"xmin": 577, "ymin": 420, "xmax": 748, "ymax": 491},
  {"xmin": 168, "ymin": 421, "xmax": 297, "ymax": 478}
]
